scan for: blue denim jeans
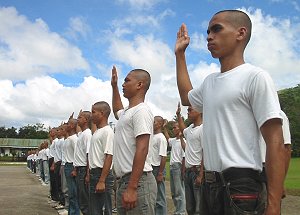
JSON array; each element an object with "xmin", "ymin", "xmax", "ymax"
[
  {"xmin": 76, "ymin": 166, "xmax": 89, "ymax": 215},
  {"xmin": 89, "ymin": 168, "xmax": 114, "ymax": 215},
  {"xmin": 65, "ymin": 163, "xmax": 80, "ymax": 215},
  {"xmin": 43, "ymin": 160, "xmax": 50, "ymax": 184},
  {"xmin": 116, "ymin": 172, "xmax": 157, "ymax": 215},
  {"xmin": 152, "ymin": 166, "xmax": 167, "ymax": 215},
  {"xmin": 184, "ymin": 168, "xmax": 201, "ymax": 215},
  {"xmin": 201, "ymin": 168, "xmax": 267, "ymax": 215},
  {"xmin": 170, "ymin": 162, "xmax": 185, "ymax": 215}
]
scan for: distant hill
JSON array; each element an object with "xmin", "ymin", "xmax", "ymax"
[{"xmin": 278, "ymin": 84, "xmax": 300, "ymax": 157}]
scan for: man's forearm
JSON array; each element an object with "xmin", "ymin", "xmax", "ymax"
[
  {"xmin": 128, "ymin": 135, "xmax": 150, "ymax": 189},
  {"xmin": 112, "ymin": 86, "xmax": 123, "ymax": 119},
  {"xmin": 158, "ymin": 156, "xmax": 166, "ymax": 174},
  {"xmin": 99, "ymin": 154, "xmax": 113, "ymax": 183},
  {"xmin": 176, "ymin": 52, "xmax": 192, "ymax": 106}
]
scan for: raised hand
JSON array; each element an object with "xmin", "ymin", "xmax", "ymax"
[
  {"xmin": 176, "ymin": 101, "xmax": 181, "ymax": 116},
  {"xmin": 111, "ymin": 65, "xmax": 118, "ymax": 88},
  {"xmin": 69, "ymin": 112, "xmax": 74, "ymax": 120},
  {"xmin": 175, "ymin": 23, "xmax": 190, "ymax": 55}
]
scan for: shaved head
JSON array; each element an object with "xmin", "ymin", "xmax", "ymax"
[
  {"xmin": 215, "ymin": 10, "xmax": 252, "ymax": 45},
  {"xmin": 93, "ymin": 101, "xmax": 111, "ymax": 117},
  {"xmin": 130, "ymin": 69, "xmax": 151, "ymax": 91}
]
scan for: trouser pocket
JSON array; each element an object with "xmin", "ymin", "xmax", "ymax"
[{"xmin": 224, "ymin": 177, "xmax": 266, "ymax": 215}]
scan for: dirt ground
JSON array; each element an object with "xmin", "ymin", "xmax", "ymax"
[{"xmin": 0, "ymin": 165, "xmax": 299, "ymax": 215}]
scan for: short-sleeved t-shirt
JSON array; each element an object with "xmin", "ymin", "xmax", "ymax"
[
  {"xmin": 169, "ymin": 138, "xmax": 185, "ymax": 165},
  {"xmin": 74, "ymin": 129, "xmax": 92, "ymax": 167},
  {"xmin": 151, "ymin": 133, "xmax": 168, "ymax": 166},
  {"xmin": 113, "ymin": 103, "xmax": 154, "ymax": 178},
  {"xmin": 183, "ymin": 124, "xmax": 203, "ymax": 168},
  {"xmin": 64, "ymin": 134, "xmax": 77, "ymax": 163},
  {"xmin": 54, "ymin": 138, "xmax": 64, "ymax": 163},
  {"xmin": 89, "ymin": 125, "xmax": 114, "ymax": 169},
  {"xmin": 188, "ymin": 63, "xmax": 282, "ymax": 172}
]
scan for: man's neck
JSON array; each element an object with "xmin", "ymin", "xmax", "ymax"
[
  {"xmin": 219, "ymin": 53, "xmax": 245, "ymax": 73},
  {"xmin": 128, "ymin": 94, "xmax": 145, "ymax": 109},
  {"xmin": 97, "ymin": 120, "xmax": 108, "ymax": 129}
]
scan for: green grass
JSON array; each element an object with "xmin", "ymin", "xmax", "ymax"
[{"xmin": 285, "ymin": 157, "xmax": 300, "ymax": 195}]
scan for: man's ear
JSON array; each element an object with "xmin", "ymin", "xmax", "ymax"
[
  {"xmin": 237, "ymin": 27, "xmax": 247, "ymax": 41},
  {"xmin": 137, "ymin": 81, "xmax": 143, "ymax": 89}
]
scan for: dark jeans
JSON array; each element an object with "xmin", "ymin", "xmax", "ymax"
[
  {"xmin": 201, "ymin": 168, "xmax": 267, "ymax": 215},
  {"xmin": 49, "ymin": 158, "xmax": 56, "ymax": 200},
  {"xmin": 54, "ymin": 161, "xmax": 64, "ymax": 204},
  {"xmin": 76, "ymin": 166, "xmax": 89, "ymax": 215},
  {"xmin": 89, "ymin": 168, "xmax": 114, "ymax": 215},
  {"xmin": 65, "ymin": 163, "xmax": 80, "ymax": 215}
]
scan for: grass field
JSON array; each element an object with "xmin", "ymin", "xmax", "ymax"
[
  {"xmin": 285, "ymin": 157, "xmax": 300, "ymax": 195},
  {"xmin": 165, "ymin": 157, "xmax": 300, "ymax": 195}
]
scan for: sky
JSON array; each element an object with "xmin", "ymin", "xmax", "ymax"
[{"xmin": 0, "ymin": 0, "xmax": 300, "ymax": 129}]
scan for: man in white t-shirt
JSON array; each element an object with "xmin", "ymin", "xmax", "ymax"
[
  {"xmin": 175, "ymin": 10, "xmax": 286, "ymax": 215},
  {"xmin": 88, "ymin": 101, "xmax": 115, "ymax": 215},
  {"xmin": 49, "ymin": 128, "xmax": 59, "ymax": 203},
  {"xmin": 176, "ymin": 103, "xmax": 203, "ymax": 215},
  {"xmin": 164, "ymin": 121, "xmax": 186, "ymax": 215},
  {"xmin": 72, "ymin": 111, "xmax": 92, "ymax": 215},
  {"xmin": 64, "ymin": 118, "xmax": 80, "ymax": 215},
  {"xmin": 111, "ymin": 66, "xmax": 157, "ymax": 215},
  {"xmin": 42, "ymin": 141, "xmax": 50, "ymax": 185},
  {"xmin": 151, "ymin": 116, "xmax": 168, "ymax": 215}
]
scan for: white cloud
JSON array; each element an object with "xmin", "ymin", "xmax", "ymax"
[
  {"xmin": 65, "ymin": 16, "xmax": 91, "ymax": 40},
  {"xmin": 0, "ymin": 7, "xmax": 89, "ymax": 81},
  {"xmin": 244, "ymin": 8, "xmax": 300, "ymax": 89},
  {"xmin": 189, "ymin": 32, "xmax": 208, "ymax": 52},
  {"xmin": 0, "ymin": 75, "xmax": 121, "ymax": 128},
  {"xmin": 115, "ymin": 0, "xmax": 166, "ymax": 10},
  {"xmin": 110, "ymin": 9, "xmax": 175, "ymax": 37}
]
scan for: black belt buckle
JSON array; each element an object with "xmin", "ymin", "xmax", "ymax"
[{"xmin": 205, "ymin": 171, "xmax": 217, "ymax": 183}]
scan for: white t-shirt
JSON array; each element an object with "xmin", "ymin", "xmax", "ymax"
[
  {"xmin": 151, "ymin": 133, "xmax": 168, "ymax": 166},
  {"xmin": 169, "ymin": 138, "xmax": 185, "ymax": 165},
  {"xmin": 113, "ymin": 103, "xmax": 154, "ymax": 178},
  {"xmin": 188, "ymin": 63, "xmax": 282, "ymax": 172},
  {"xmin": 259, "ymin": 110, "xmax": 291, "ymax": 162},
  {"xmin": 37, "ymin": 149, "xmax": 43, "ymax": 160},
  {"xmin": 183, "ymin": 124, "xmax": 203, "ymax": 168},
  {"xmin": 54, "ymin": 138, "xmax": 64, "ymax": 163},
  {"xmin": 74, "ymin": 129, "xmax": 92, "ymax": 167},
  {"xmin": 42, "ymin": 148, "xmax": 49, "ymax": 160},
  {"xmin": 89, "ymin": 125, "xmax": 114, "ymax": 169},
  {"xmin": 64, "ymin": 134, "xmax": 77, "ymax": 163},
  {"xmin": 49, "ymin": 138, "xmax": 57, "ymax": 158}
]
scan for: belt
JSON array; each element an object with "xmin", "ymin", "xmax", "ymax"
[
  {"xmin": 186, "ymin": 165, "xmax": 201, "ymax": 172},
  {"xmin": 204, "ymin": 167, "xmax": 261, "ymax": 184},
  {"xmin": 116, "ymin": 171, "xmax": 152, "ymax": 180}
]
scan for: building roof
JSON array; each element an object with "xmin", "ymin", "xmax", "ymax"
[{"xmin": 0, "ymin": 138, "xmax": 48, "ymax": 149}]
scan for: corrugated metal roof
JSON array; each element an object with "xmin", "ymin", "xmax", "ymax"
[{"xmin": 0, "ymin": 138, "xmax": 48, "ymax": 148}]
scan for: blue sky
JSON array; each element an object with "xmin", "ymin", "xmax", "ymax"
[{"xmin": 0, "ymin": 0, "xmax": 300, "ymax": 128}]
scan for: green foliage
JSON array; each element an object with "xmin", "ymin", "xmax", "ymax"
[
  {"xmin": 278, "ymin": 84, "xmax": 300, "ymax": 157},
  {"xmin": 0, "ymin": 123, "xmax": 49, "ymax": 139}
]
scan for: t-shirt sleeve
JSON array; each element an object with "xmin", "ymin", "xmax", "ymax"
[
  {"xmin": 249, "ymin": 71, "xmax": 282, "ymax": 128},
  {"xmin": 188, "ymin": 85, "xmax": 203, "ymax": 113},
  {"xmin": 158, "ymin": 135, "xmax": 167, "ymax": 157},
  {"xmin": 104, "ymin": 128, "xmax": 114, "ymax": 155},
  {"xmin": 281, "ymin": 111, "xmax": 291, "ymax": 145},
  {"xmin": 84, "ymin": 132, "xmax": 92, "ymax": 154},
  {"xmin": 132, "ymin": 107, "xmax": 153, "ymax": 137}
]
